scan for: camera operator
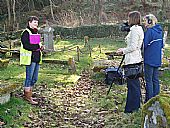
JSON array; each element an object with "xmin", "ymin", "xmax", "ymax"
[{"xmin": 116, "ymin": 11, "xmax": 144, "ymax": 113}]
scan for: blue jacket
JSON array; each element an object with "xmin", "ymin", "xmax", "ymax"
[{"xmin": 144, "ymin": 24, "xmax": 163, "ymax": 67}]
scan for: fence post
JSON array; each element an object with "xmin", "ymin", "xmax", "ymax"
[
  {"xmin": 3, "ymin": 24, "xmax": 6, "ymax": 32},
  {"xmin": 68, "ymin": 57, "xmax": 76, "ymax": 74},
  {"xmin": 77, "ymin": 46, "xmax": 80, "ymax": 62},
  {"xmin": 16, "ymin": 23, "xmax": 19, "ymax": 31},
  {"xmin": 89, "ymin": 45, "xmax": 91, "ymax": 57},
  {"xmin": 99, "ymin": 44, "xmax": 101, "ymax": 53},
  {"xmin": 63, "ymin": 46, "xmax": 66, "ymax": 52}
]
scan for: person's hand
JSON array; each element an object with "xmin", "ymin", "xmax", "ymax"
[
  {"xmin": 116, "ymin": 48, "xmax": 124, "ymax": 55},
  {"xmin": 40, "ymin": 45, "xmax": 45, "ymax": 51}
]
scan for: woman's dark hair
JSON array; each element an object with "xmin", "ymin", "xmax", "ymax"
[
  {"xmin": 128, "ymin": 11, "xmax": 141, "ymax": 26},
  {"xmin": 27, "ymin": 16, "xmax": 39, "ymax": 22}
]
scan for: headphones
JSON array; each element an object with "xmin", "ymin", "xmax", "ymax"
[{"xmin": 145, "ymin": 16, "xmax": 152, "ymax": 24}]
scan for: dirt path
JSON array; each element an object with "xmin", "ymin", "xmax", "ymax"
[{"xmin": 23, "ymin": 71, "xmax": 99, "ymax": 127}]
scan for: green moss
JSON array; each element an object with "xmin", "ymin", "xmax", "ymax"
[
  {"xmin": 0, "ymin": 84, "xmax": 21, "ymax": 96},
  {"xmin": 141, "ymin": 96, "xmax": 159, "ymax": 123},
  {"xmin": 141, "ymin": 94, "xmax": 170, "ymax": 128},
  {"xmin": 157, "ymin": 115, "xmax": 163, "ymax": 127},
  {"xmin": 159, "ymin": 94, "xmax": 170, "ymax": 126},
  {"xmin": 0, "ymin": 97, "xmax": 32, "ymax": 127}
]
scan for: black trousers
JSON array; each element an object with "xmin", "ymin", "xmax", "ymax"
[{"xmin": 124, "ymin": 78, "xmax": 141, "ymax": 113}]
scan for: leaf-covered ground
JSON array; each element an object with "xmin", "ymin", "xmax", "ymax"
[{"xmin": 13, "ymin": 69, "xmax": 142, "ymax": 128}]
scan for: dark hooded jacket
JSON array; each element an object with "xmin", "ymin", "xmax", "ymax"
[
  {"xmin": 143, "ymin": 24, "xmax": 163, "ymax": 67},
  {"xmin": 21, "ymin": 26, "xmax": 41, "ymax": 63}
]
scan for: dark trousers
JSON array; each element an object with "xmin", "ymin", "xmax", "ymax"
[
  {"xmin": 125, "ymin": 78, "xmax": 141, "ymax": 113},
  {"xmin": 144, "ymin": 64, "xmax": 160, "ymax": 102}
]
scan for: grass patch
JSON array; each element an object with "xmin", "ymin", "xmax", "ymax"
[
  {"xmin": 0, "ymin": 97, "xmax": 32, "ymax": 127},
  {"xmin": 0, "ymin": 61, "xmax": 25, "ymax": 84}
]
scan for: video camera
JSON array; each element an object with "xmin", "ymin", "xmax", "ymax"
[{"xmin": 120, "ymin": 22, "xmax": 130, "ymax": 32}]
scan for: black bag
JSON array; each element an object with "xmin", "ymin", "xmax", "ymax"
[
  {"xmin": 105, "ymin": 67, "xmax": 125, "ymax": 85},
  {"xmin": 123, "ymin": 62, "xmax": 143, "ymax": 79},
  {"xmin": 106, "ymin": 55, "xmax": 126, "ymax": 95}
]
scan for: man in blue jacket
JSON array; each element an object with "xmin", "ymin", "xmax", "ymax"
[{"xmin": 143, "ymin": 14, "xmax": 163, "ymax": 103}]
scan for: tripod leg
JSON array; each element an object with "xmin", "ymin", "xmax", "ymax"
[{"xmin": 107, "ymin": 82, "xmax": 113, "ymax": 95}]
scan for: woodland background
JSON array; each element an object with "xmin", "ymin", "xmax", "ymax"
[{"xmin": 1, "ymin": 0, "xmax": 170, "ymax": 32}]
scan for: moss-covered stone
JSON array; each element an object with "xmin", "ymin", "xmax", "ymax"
[
  {"xmin": 0, "ymin": 93, "xmax": 10, "ymax": 104},
  {"xmin": 0, "ymin": 83, "xmax": 21, "ymax": 96},
  {"xmin": 141, "ymin": 93, "xmax": 170, "ymax": 128}
]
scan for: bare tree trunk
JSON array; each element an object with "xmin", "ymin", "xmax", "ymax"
[
  {"xmin": 31, "ymin": 0, "xmax": 35, "ymax": 10},
  {"xmin": 98, "ymin": 0, "xmax": 102, "ymax": 23},
  {"xmin": 12, "ymin": 0, "xmax": 16, "ymax": 30},
  {"xmin": 49, "ymin": 0, "xmax": 55, "ymax": 21},
  {"xmin": 16, "ymin": 23, "xmax": 19, "ymax": 31},
  {"xmin": 28, "ymin": 0, "xmax": 30, "ymax": 11},
  {"xmin": 141, "ymin": 0, "xmax": 146, "ymax": 5},
  {"xmin": 98, "ymin": 0, "xmax": 105, "ymax": 24},
  {"xmin": 4, "ymin": 24, "xmax": 6, "ymax": 32},
  {"xmin": 141, "ymin": 0, "xmax": 146, "ymax": 12},
  {"xmin": 76, "ymin": 0, "xmax": 83, "ymax": 26},
  {"xmin": 6, "ymin": 0, "xmax": 11, "ymax": 31},
  {"xmin": 91, "ymin": 0, "xmax": 96, "ymax": 24},
  {"xmin": 40, "ymin": 0, "xmax": 45, "ymax": 8},
  {"xmin": 162, "ymin": 0, "xmax": 170, "ymax": 9},
  {"xmin": 130, "ymin": 0, "xmax": 135, "ymax": 5}
]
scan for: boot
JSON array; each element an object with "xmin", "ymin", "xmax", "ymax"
[
  {"xmin": 30, "ymin": 87, "xmax": 37, "ymax": 100},
  {"xmin": 24, "ymin": 88, "xmax": 38, "ymax": 105}
]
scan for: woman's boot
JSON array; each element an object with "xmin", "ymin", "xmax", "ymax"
[
  {"xmin": 24, "ymin": 87, "xmax": 38, "ymax": 105},
  {"xmin": 30, "ymin": 87, "xmax": 37, "ymax": 100}
]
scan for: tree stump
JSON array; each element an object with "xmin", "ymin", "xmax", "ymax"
[
  {"xmin": 68, "ymin": 57, "xmax": 76, "ymax": 74},
  {"xmin": 142, "ymin": 94, "xmax": 170, "ymax": 128}
]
